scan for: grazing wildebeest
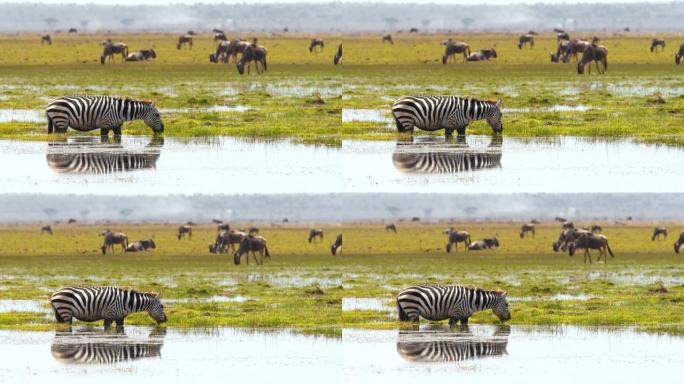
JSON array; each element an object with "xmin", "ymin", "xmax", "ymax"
[
  {"xmin": 41, "ymin": 225, "xmax": 53, "ymax": 235},
  {"xmin": 409, "ymin": 28, "xmax": 418, "ymax": 33},
  {"xmin": 386, "ymin": 223, "xmax": 397, "ymax": 233},
  {"xmin": 309, "ymin": 38, "xmax": 324, "ymax": 52},
  {"xmin": 553, "ymin": 228, "xmax": 590, "ymax": 252},
  {"xmin": 518, "ymin": 34, "xmax": 534, "ymax": 49},
  {"xmin": 331, "ymin": 233, "xmax": 342, "ymax": 255},
  {"xmin": 209, "ymin": 230, "xmax": 246, "ymax": 254},
  {"xmin": 528, "ymin": 30, "xmax": 538, "ymax": 35},
  {"xmin": 213, "ymin": 28, "xmax": 225, "ymax": 34},
  {"xmin": 551, "ymin": 39, "xmax": 589, "ymax": 63},
  {"xmin": 446, "ymin": 230, "xmax": 471, "ymax": 252},
  {"xmin": 177, "ymin": 225, "xmax": 192, "ymax": 240},
  {"xmin": 214, "ymin": 32, "xmax": 227, "ymax": 42},
  {"xmin": 234, "ymin": 235, "xmax": 270, "ymax": 265},
  {"xmin": 125, "ymin": 239, "xmax": 155, "ymax": 252},
  {"xmin": 333, "ymin": 44, "xmax": 342, "ymax": 65},
  {"xmin": 520, "ymin": 223, "xmax": 535, "ymax": 238},
  {"xmin": 382, "ymin": 34, "xmax": 394, "ymax": 44},
  {"xmin": 675, "ymin": 43, "xmax": 684, "ymax": 64},
  {"xmin": 217, "ymin": 223, "xmax": 230, "ymax": 231},
  {"xmin": 187, "ymin": 30, "xmax": 196, "ymax": 36},
  {"xmin": 237, "ymin": 45, "xmax": 267, "ymax": 75},
  {"xmin": 577, "ymin": 44, "xmax": 608, "ymax": 75},
  {"xmin": 100, "ymin": 230, "xmax": 128, "ymax": 254},
  {"xmin": 650, "ymin": 38, "xmax": 665, "ymax": 53},
  {"xmin": 466, "ymin": 49, "xmax": 497, "ymax": 61},
  {"xmin": 100, "ymin": 40, "xmax": 128, "ymax": 64},
  {"xmin": 442, "ymin": 41, "xmax": 471, "ymax": 64},
  {"xmin": 557, "ymin": 32, "xmax": 570, "ymax": 42},
  {"xmin": 308, "ymin": 229, "xmax": 324, "ymax": 243},
  {"xmin": 652, "ymin": 227, "xmax": 668, "ymax": 241},
  {"xmin": 568, "ymin": 233, "xmax": 614, "ymax": 263},
  {"xmin": 562, "ymin": 221, "xmax": 575, "ymax": 229},
  {"xmin": 176, "ymin": 35, "xmax": 193, "ymax": 50},
  {"xmin": 41, "ymin": 34, "xmax": 52, "ymax": 45},
  {"xmin": 125, "ymin": 49, "xmax": 156, "ymax": 62},
  {"xmin": 209, "ymin": 41, "xmax": 231, "ymax": 63},
  {"xmin": 591, "ymin": 225, "xmax": 602, "ymax": 234},
  {"xmin": 68, "ymin": 218, "xmax": 77, "ymax": 224},
  {"xmin": 468, "ymin": 237, "xmax": 499, "ymax": 250},
  {"xmin": 674, "ymin": 232, "xmax": 684, "ymax": 253},
  {"xmin": 68, "ymin": 28, "xmax": 77, "ymax": 33}
]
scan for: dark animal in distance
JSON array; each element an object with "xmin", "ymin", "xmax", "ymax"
[
  {"xmin": 520, "ymin": 223, "xmax": 535, "ymax": 238},
  {"xmin": 309, "ymin": 38, "xmax": 324, "ymax": 52},
  {"xmin": 652, "ymin": 227, "xmax": 668, "ymax": 241},
  {"xmin": 382, "ymin": 34, "xmax": 394, "ymax": 44},
  {"xmin": 100, "ymin": 229, "xmax": 128, "ymax": 254},
  {"xmin": 568, "ymin": 233, "xmax": 614, "ymax": 263},
  {"xmin": 176, "ymin": 35, "xmax": 193, "ymax": 50},
  {"xmin": 518, "ymin": 34, "xmax": 534, "ymax": 49},
  {"xmin": 237, "ymin": 44, "xmax": 267, "ymax": 75},
  {"xmin": 674, "ymin": 232, "xmax": 684, "ymax": 253},
  {"xmin": 41, "ymin": 225, "xmax": 53, "ymax": 235},
  {"xmin": 177, "ymin": 225, "xmax": 192, "ymax": 240},
  {"xmin": 214, "ymin": 32, "xmax": 227, "ymax": 42},
  {"xmin": 41, "ymin": 34, "xmax": 52, "ymax": 45},
  {"xmin": 466, "ymin": 49, "xmax": 497, "ymax": 61},
  {"xmin": 557, "ymin": 32, "xmax": 570, "ymax": 41},
  {"xmin": 125, "ymin": 49, "xmax": 156, "ymax": 62},
  {"xmin": 331, "ymin": 233, "xmax": 342, "ymax": 255},
  {"xmin": 446, "ymin": 229, "xmax": 471, "ymax": 252},
  {"xmin": 386, "ymin": 223, "xmax": 397, "ymax": 233},
  {"xmin": 409, "ymin": 28, "xmax": 418, "ymax": 33},
  {"xmin": 68, "ymin": 28, "xmax": 78, "ymax": 33},
  {"xmin": 577, "ymin": 44, "xmax": 608, "ymax": 75},
  {"xmin": 234, "ymin": 235, "xmax": 270, "ymax": 265},
  {"xmin": 308, "ymin": 229, "xmax": 324, "ymax": 243},
  {"xmin": 334, "ymin": 44, "xmax": 342, "ymax": 65},
  {"xmin": 591, "ymin": 225, "xmax": 602, "ymax": 233},
  {"xmin": 650, "ymin": 38, "xmax": 665, "ymax": 53},
  {"xmin": 68, "ymin": 218, "xmax": 77, "ymax": 224},
  {"xmin": 675, "ymin": 43, "xmax": 684, "ymax": 64},
  {"xmin": 100, "ymin": 40, "xmax": 129, "ymax": 64}
]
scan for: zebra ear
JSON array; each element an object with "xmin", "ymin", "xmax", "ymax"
[{"xmin": 496, "ymin": 100, "xmax": 502, "ymax": 108}]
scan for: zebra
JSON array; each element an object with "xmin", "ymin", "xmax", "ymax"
[
  {"xmin": 334, "ymin": 44, "xmax": 342, "ymax": 65},
  {"xmin": 520, "ymin": 223, "xmax": 535, "ymax": 238},
  {"xmin": 392, "ymin": 135, "xmax": 502, "ymax": 174},
  {"xmin": 50, "ymin": 286, "xmax": 167, "ymax": 328},
  {"xmin": 676, "ymin": 43, "xmax": 684, "ymax": 64},
  {"xmin": 650, "ymin": 38, "xmax": 666, "ymax": 53},
  {"xmin": 51, "ymin": 327, "xmax": 165, "ymax": 364},
  {"xmin": 308, "ymin": 229, "xmax": 324, "ymax": 243},
  {"xmin": 652, "ymin": 227, "xmax": 668, "ymax": 241},
  {"xmin": 518, "ymin": 34, "xmax": 534, "ymax": 49},
  {"xmin": 237, "ymin": 44, "xmax": 267, "ymax": 75},
  {"xmin": 177, "ymin": 35, "xmax": 193, "ymax": 50},
  {"xmin": 397, "ymin": 326, "xmax": 509, "ymax": 362},
  {"xmin": 177, "ymin": 225, "xmax": 192, "ymax": 240},
  {"xmin": 674, "ymin": 232, "xmax": 684, "ymax": 253},
  {"xmin": 442, "ymin": 41, "xmax": 470, "ymax": 63},
  {"xmin": 309, "ymin": 38, "xmax": 324, "ymax": 52},
  {"xmin": 331, "ymin": 233, "xmax": 342, "ymax": 255},
  {"xmin": 41, "ymin": 225, "xmax": 53, "ymax": 235},
  {"xmin": 397, "ymin": 285, "xmax": 510, "ymax": 326},
  {"xmin": 100, "ymin": 41, "xmax": 128, "ymax": 64},
  {"xmin": 446, "ymin": 229, "xmax": 471, "ymax": 252},
  {"xmin": 41, "ymin": 34, "xmax": 52, "ymax": 45},
  {"xmin": 392, "ymin": 96, "xmax": 503, "ymax": 136},
  {"xmin": 577, "ymin": 44, "xmax": 608, "ymax": 75},
  {"xmin": 234, "ymin": 235, "xmax": 270, "ymax": 265},
  {"xmin": 46, "ymin": 96, "xmax": 163, "ymax": 136}
]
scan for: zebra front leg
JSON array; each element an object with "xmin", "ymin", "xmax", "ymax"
[
  {"xmin": 115, "ymin": 318, "xmax": 124, "ymax": 326},
  {"xmin": 113, "ymin": 125, "xmax": 122, "ymax": 136},
  {"xmin": 104, "ymin": 319, "xmax": 113, "ymax": 329},
  {"xmin": 100, "ymin": 128, "xmax": 110, "ymax": 136}
]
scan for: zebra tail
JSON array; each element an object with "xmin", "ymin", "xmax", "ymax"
[
  {"xmin": 51, "ymin": 303, "xmax": 66, "ymax": 323},
  {"xmin": 397, "ymin": 300, "xmax": 410, "ymax": 321},
  {"xmin": 47, "ymin": 116, "xmax": 54, "ymax": 134}
]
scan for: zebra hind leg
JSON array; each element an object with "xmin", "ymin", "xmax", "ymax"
[
  {"xmin": 104, "ymin": 319, "xmax": 113, "ymax": 329},
  {"xmin": 100, "ymin": 128, "xmax": 110, "ymax": 137},
  {"xmin": 113, "ymin": 125, "xmax": 122, "ymax": 136}
]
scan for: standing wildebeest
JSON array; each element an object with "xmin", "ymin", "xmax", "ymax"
[
  {"xmin": 237, "ymin": 45, "xmax": 267, "ymax": 75},
  {"xmin": 591, "ymin": 225, "xmax": 602, "ymax": 234},
  {"xmin": 209, "ymin": 41, "xmax": 231, "ymax": 63},
  {"xmin": 209, "ymin": 230, "xmax": 246, "ymax": 254},
  {"xmin": 234, "ymin": 235, "xmax": 270, "ymax": 265},
  {"xmin": 334, "ymin": 44, "xmax": 342, "ymax": 65},
  {"xmin": 652, "ymin": 227, "xmax": 668, "ymax": 241},
  {"xmin": 555, "ymin": 217, "xmax": 567, "ymax": 223},
  {"xmin": 41, "ymin": 34, "xmax": 52, "ymax": 45},
  {"xmin": 557, "ymin": 32, "xmax": 570, "ymax": 42},
  {"xmin": 650, "ymin": 38, "xmax": 666, "ymax": 53},
  {"xmin": 41, "ymin": 225, "xmax": 53, "ymax": 235},
  {"xmin": 674, "ymin": 232, "xmax": 684, "ymax": 253},
  {"xmin": 577, "ymin": 44, "xmax": 608, "ymax": 75},
  {"xmin": 518, "ymin": 34, "xmax": 534, "ymax": 49},
  {"xmin": 331, "ymin": 233, "xmax": 342, "ymax": 255},
  {"xmin": 125, "ymin": 239, "xmax": 156, "ymax": 252},
  {"xmin": 528, "ymin": 30, "xmax": 538, "ymax": 35},
  {"xmin": 309, "ymin": 38, "xmax": 324, "ymax": 52},
  {"xmin": 125, "ymin": 49, "xmax": 156, "ymax": 62},
  {"xmin": 100, "ymin": 230, "xmax": 129, "ymax": 254},
  {"xmin": 446, "ymin": 230, "xmax": 471, "ymax": 252},
  {"xmin": 675, "ymin": 43, "xmax": 684, "ymax": 64},
  {"xmin": 213, "ymin": 28, "xmax": 225, "ymax": 34},
  {"xmin": 409, "ymin": 28, "xmax": 418, "ymax": 33},
  {"xmin": 568, "ymin": 233, "xmax": 614, "ymax": 263},
  {"xmin": 100, "ymin": 40, "xmax": 129, "ymax": 64},
  {"xmin": 187, "ymin": 30, "xmax": 196, "ymax": 35},
  {"xmin": 553, "ymin": 227, "xmax": 590, "ymax": 252},
  {"xmin": 468, "ymin": 237, "xmax": 499, "ymax": 251},
  {"xmin": 520, "ymin": 223, "xmax": 535, "ymax": 238},
  {"xmin": 176, "ymin": 35, "xmax": 193, "ymax": 50},
  {"xmin": 217, "ymin": 223, "xmax": 230, "ymax": 231},
  {"xmin": 308, "ymin": 229, "xmax": 324, "ymax": 243},
  {"xmin": 382, "ymin": 34, "xmax": 394, "ymax": 44},
  {"xmin": 214, "ymin": 32, "xmax": 227, "ymax": 42},
  {"xmin": 553, "ymin": 28, "xmax": 566, "ymax": 33},
  {"xmin": 442, "ymin": 41, "xmax": 471, "ymax": 64},
  {"xmin": 386, "ymin": 223, "xmax": 397, "ymax": 233},
  {"xmin": 562, "ymin": 221, "xmax": 575, "ymax": 229},
  {"xmin": 177, "ymin": 225, "xmax": 192, "ymax": 240},
  {"xmin": 551, "ymin": 39, "xmax": 589, "ymax": 63}
]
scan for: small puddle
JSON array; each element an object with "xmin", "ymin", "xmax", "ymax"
[
  {"xmin": 342, "ymin": 298, "xmax": 392, "ymax": 311},
  {"xmin": 0, "ymin": 299, "xmax": 49, "ymax": 313},
  {"xmin": 342, "ymin": 108, "xmax": 393, "ymax": 123},
  {"xmin": 247, "ymin": 274, "xmax": 342, "ymax": 288},
  {"xmin": 165, "ymin": 295, "xmax": 252, "ymax": 304},
  {"xmin": 510, "ymin": 294, "xmax": 595, "ymax": 302},
  {"xmin": 0, "ymin": 109, "xmax": 43, "ymax": 123}
]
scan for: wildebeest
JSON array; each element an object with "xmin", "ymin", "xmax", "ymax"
[
  {"xmin": 382, "ymin": 34, "xmax": 394, "ymax": 44},
  {"xmin": 100, "ymin": 40, "xmax": 129, "ymax": 64},
  {"xmin": 187, "ymin": 30, "xmax": 196, "ymax": 35},
  {"xmin": 68, "ymin": 218, "xmax": 77, "ymax": 224},
  {"xmin": 557, "ymin": 32, "xmax": 570, "ymax": 42},
  {"xmin": 334, "ymin": 44, "xmax": 342, "ymax": 65},
  {"xmin": 553, "ymin": 28, "xmax": 566, "ymax": 34},
  {"xmin": 520, "ymin": 223, "xmax": 535, "ymax": 238},
  {"xmin": 528, "ymin": 30, "xmax": 538, "ymax": 35},
  {"xmin": 650, "ymin": 38, "xmax": 665, "ymax": 53},
  {"xmin": 531, "ymin": 219, "xmax": 541, "ymax": 224},
  {"xmin": 386, "ymin": 223, "xmax": 397, "ymax": 233},
  {"xmin": 176, "ymin": 35, "xmax": 193, "ymax": 50},
  {"xmin": 591, "ymin": 225, "xmax": 602, "ymax": 234},
  {"xmin": 553, "ymin": 227, "xmax": 590, "ymax": 252},
  {"xmin": 577, "ymin": 44, "xmax": 608, "ymax": 75},
  {"xmin": 466, "ymin": 49, "xmax": 497, "ymax": 61},
  {"xmin": 68, "ymin": 28, "xmax": 78, "ymax": 33},
  {"xmin": 442, "ymin": 41, "xmax": 471, "ymax": 64},
  {"xmin": 41, "ymin": 34, "xmax": 52, "ymax": 45},
  {"xmin": 331, "ymin": 233, "xmax": 343, "ymax": 255},
  {"xmin": 177, "ymin": 225, "xmax": 192, "ymax": 240},
  {"xmin": 676, "ymin": 43, "xmax": 684, "ymax": 64},
  {"xmin": 125, "ymin": 49, "xmax": 156, "ymax": 62},
  {"xmin": 209, "ymin": 41, "xmax": 231, "ymax": 63},
  {"xmin": 125, "ymin": 239, "xmax": 156, "ymax": 252},
  {"xmin": 308, "ymin": 229, "xmax": 324, "ymax": 243},
  {"xmin": 309, "ymin": 38, "xmax": 324, "ymax": 52},
  {"xmin": 409, "ymin": 28, "xmax": 418, "ymax": 33},
  {"xmin": 652, "ymin": 227, "xmax": 668, "ymax": 241},
  {"xmin": 674, "ymin": 232, "xmax": 684, "ymax": 253},
  {"xmin": 237, "ymin": 44, "xmax": 267, "ymax": 75},
  {"xmin": 41, "ymin": 225, "xmax": 53, "ymax": 235},
  {"xmin": 568, "ymin": 233, "xmax": 614, "ymax": 263},
  {"xmin": 100, "ymin": 230, "xmax": 128, "ymax": 254},
  {"xmin": 412, "ymin": 217, "xmax": 420, "ymax": 222},
  {"xmin": 214, "ymin": 32, "xmax": 227, "ymax": 42},
  {"xmin": 550, "ymin": 39, "xmax": 589, "ymax": 63},
  {"xmin": 446, "ymin": 230, "xmax": 471, "ymax": 252},
  {"xmin": 234, "ymin": 235, "xmax": 270, "ymax": 265},
  {"xmin": 562, "ymin": 221, "xmax": 575, "ymax": 229},
  {"xmin": 468, "ymin": 237, "xmax": 499, "ymax": 250},
  {"xmin": 212, "ymin": 219, "xmax": 223, "ymax": 224},
  {"xmin": 213, "ymin": 28, "xmax": 225, "ymax": 34},
  {"xmin": 518, "ymin": 34, "xmax": 534, "ymax": 49},
  {"xmin": 209, "ymin": 230, "xmax": 246, "ymax": 254},
  {"xmin": 554, "ymin": 217, "xmax": 567, "ymax": 223},
  {"xmin": 217, "ymin": 223, "xmax": 230, "ymax": 231}
]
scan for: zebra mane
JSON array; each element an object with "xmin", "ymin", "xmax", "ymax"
[{"xmin": 464, "ymin": 285, "xmax": 507, "ymax": 296}]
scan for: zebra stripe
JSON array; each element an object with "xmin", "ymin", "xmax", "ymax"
[
  {"xmin": 393, "ymin": 150, "xmax": 501, "ymax": 173},
  {"xmin": 397, "ymin": 285, "xmax": 510, "ymax": 324},
  {"xmin": 52, "ymin": 341, "xmax": 163, "ymax": 365},
  {"xmin": 397, "ymin": 339, "xmax": 508, "ymax": 362},
  {"xmin": 392, "ymin": 96, "xmax": 503, "ymax": 135},
  {"xmin": 47, "ymin": 152, "xmax": 160, "ymax": 174},
  {"xmin": 46, "ymin": 96, "xmax": 163, "ymax": 135},
  {"xmin": 50, "ymin": 286, "xmax": 167, "ymax": 327}
]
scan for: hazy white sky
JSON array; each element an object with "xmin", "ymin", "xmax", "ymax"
[{"xmin": 0, "ymin": 0, "xmax": 671, "ymax": 4}]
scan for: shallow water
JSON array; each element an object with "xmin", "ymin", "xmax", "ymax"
[
  {"xmin": 0, "ymin": 108, "xmax": 43, "ymax": 122},
  {"xmin": 0, "ymin": 299, "xmax": 49, "ymax": 313}
]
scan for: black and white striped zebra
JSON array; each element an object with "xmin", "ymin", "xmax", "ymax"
[
  {"xmin": 392, "ymin": 136, "xmax": 502, "ymax": 174},
  {"xmin": 392, "ymin": 96, "xmax": 503, "ymax": 136},
  {"xmin": 51, "ymin": 286, "xmax": 167, "ymax": 328},
  {"xmin": 397, "ymin": 326, "xmax": 509, "ymax": 362},
  {"xmin": 51, "ymin": 327, "xmax": 165, "ymax": 364},
  {"xmin": 397, "ymin": 285, "xmax": 510, "ymax": 325},
  {"xmin": 46, "ymin": 96, "xmax": 164, "ymax": 136}
]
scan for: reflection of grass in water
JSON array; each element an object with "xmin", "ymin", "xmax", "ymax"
[{"xmin": 0, "ymin": 223, "xmax": 683, "ymax": 335}]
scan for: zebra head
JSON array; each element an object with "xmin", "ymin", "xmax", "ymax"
[
  {"xmin": 485, "ymin": 100, "xmax": 503, "ymax": 133},
  {"xmin": 140, "ymin": 101, "xmax": 164, "ymax": 134},
  {"xmin": 145, "ymin": 292, "xmax": 167, "ymax": 324},
  {"xmin": 492, "ymin": 290, "xmax": 510, "ymax": 322}
]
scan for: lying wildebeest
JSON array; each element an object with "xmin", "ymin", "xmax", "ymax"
[
  {"xmin": 577, "ymin": 44, "xmax": 608, "ymax": 75},
  {"xmin": 209, "ymin": 41, "xmax": 231, "ymax": 63},
  {"xmin": 562, "ymin": 221, "xmax": 575, "ymax": 229},
  {"xmin": 237, "ymin": 44, "xmax": 267, "ymax": 75},
  {"xmin": 553, "ymin": 227, "xmax": 590, "ymax": 252},
  {"xmin": 382, "ymin": 34, "xmax": 394, "ymax": 44},
  {"xmin": 674, "ymin": 232, "xmax": 684, "ymax": 253},
  {"xmin": 101, "ymin": 40, "xmax": 128, "ymax": 64},
  {"xmin": 177, "ymin": 35, "xmax": 193, "ymax": 50},
  {"xmin": 309, "ymin": 38, "xmax": 324, "ymax": 52},
  {"xmin": 557, "ymin": 32, "xmax": 570, "ymax": 41},
  {"xmin": 650, "ymin": 38, "xmax": 665, "ymax": 53},
  {"xmin": 442, "ymin": 41, "xmax": 470, "ymax": 64},
  {"xmin": 568, "ymin": 233, "xmax": 614, "ymax": 263},
  {"xmin": 334, "ymin": 44, "xmax": 342, "ymax": 65},
  {"xmin": 209, "ymin": 230, "xmax": 246, "ymax": 254},
  {"xmin": 446, "ymin": 230, "xmax": 471, "ymax": 252},
  {"xmin": 591, "ymin": 225, "xmax": 602, "ymax": 234},
  {"xmin": 41, "ymin": 225, "xmax": 53, "ymax": 235},
  {"xmin": 125, "ymin": 239, "xmax": 155, "ymax": 252},
  {"xmin": 41, "ymin": 34, "xmax": 52, "ymax": 45},
  {"xmin": 466, "ymin": 49, "xmax": 497, "ymax": 61},
  {"xmin": 331, "ymin": 233, "xmax": 343, "ymax": 255},
  {"xmin": 386, "ymin": 223, "xmax": 397, "ymax": 233},
  {"xmin": 308, "ymin": 229, "xmax": 324, "ymax": 243},
  {"xmin": 100, "ymin": 230, "xmax": 128, "ymax": 254},
  {"xmin": 520, "ymin": 223, "xmax": 535, "ymax": 238},
  {"xmin": 177, "ymin": 225, "xmax": 192, "ymax": 240},
  {"xmin": 652, "ymin": 227, "xmax": 668, "ymax": 241},
  {"xmin": 676, "ymin": 43, "xmax": 684, "ymax": 64},
  {"xmin": 125, "ymin": 49, "xmax": 156, "ymax": 62},
  {"xmin": 518, "ymin": 34, "xmax": 534, "ymax": 49},
  {"xmin": 214, "ymin": 32, "xmax": 227, "ymax": 42},
  {"xmin": 234, "ymin": 235, "xmax": 270, "ymax": 265},
  {"xmin": 468, "ymin": 237, "xmax": 499, "ymax": 250}
]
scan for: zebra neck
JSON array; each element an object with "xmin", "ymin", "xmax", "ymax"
[
  {"xmin": 467, "ymin": 289, "xmax": 497, "ymax": 312},
  {"xmin": 126, "ymin": 291, "xmax": 150, "ymax": 312},
  {"xmin": 123, "ymin": 100, "xmax": 146, "ymax": 121}
]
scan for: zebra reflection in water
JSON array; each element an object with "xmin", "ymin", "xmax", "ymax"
[
  {"xmin": 397, "ymin": 325, "xmax": 509, "ymax": 363},
  {"xmin": 51, "ymin": 326, "xmax": 166, "ymax": 365},
  {"xmin": 47, "ymin": 136, "xmax": 163, "ymax": 174},
  {"xmin": 392, "ymin": 135, "xmax": 502, "ymax": 174}
]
